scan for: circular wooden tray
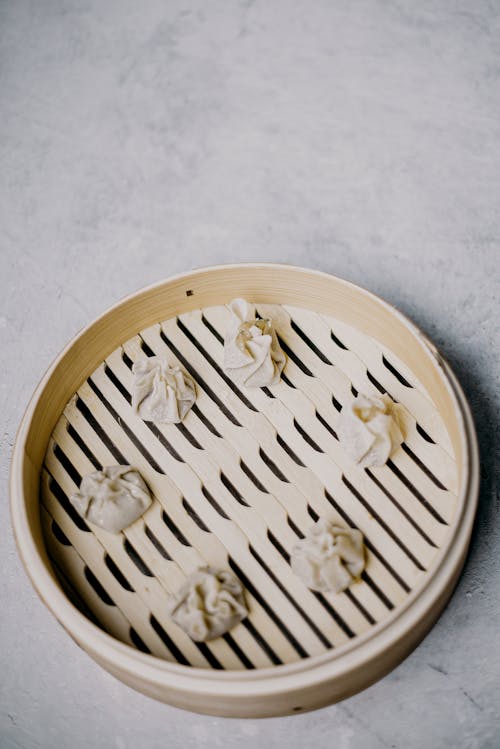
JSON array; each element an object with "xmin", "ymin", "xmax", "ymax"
[{"xmin": 10, "ymin": 264, "xmax": 479, "ymax": 717}]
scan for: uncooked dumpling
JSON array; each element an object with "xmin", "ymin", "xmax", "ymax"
[
  {"xmin": 69, "ymin": 465, "xmax": 152, "ymax": 534},
  {"xmin": 223, "ymin": 298, "xmax": 286, "ymax": 387},
  {"xmin": 291, "ymin": 518, "xmax": 365, "ymax": 594},
  {"xmin": 337, "ymin": 392, "xmax": 403, "ymax": 468},
  {"xmin": 132, "ymin": 356, "xmax": 196, "ymax": 424},
  {"xmin": 167, "ymin": 567, "xmax": 249, "ymax": 642}
]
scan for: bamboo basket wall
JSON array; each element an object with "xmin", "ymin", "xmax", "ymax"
[{"xmin": 10, "ymin": 264, "xmax": 479, "ymax": 717}]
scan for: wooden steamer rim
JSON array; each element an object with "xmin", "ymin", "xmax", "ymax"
[{"xmin": 10, "ymin": 264, "xmax": 479, "ymax": 717}]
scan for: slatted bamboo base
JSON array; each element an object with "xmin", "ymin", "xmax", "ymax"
[
  {"xmin": 11, "ymin": 265, "xmax": 479, "ymax": 716},
  {"xmin": 41, "ymin": 302, "xmax": 458, "ymax": 671}
]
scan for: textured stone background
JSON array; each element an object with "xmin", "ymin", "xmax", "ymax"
[{"xmin": 1, "ymin": 1, "xmax": 499, "ymax": 747}]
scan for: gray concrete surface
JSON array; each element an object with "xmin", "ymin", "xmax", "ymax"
[{"xmin": 1, "ymin": 1, "xmax": 499, "ymax": 747}]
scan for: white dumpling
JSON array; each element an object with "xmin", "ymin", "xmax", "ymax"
[
  {"xmin": 223, "ymin": 298, "xmax": 286, "ymax": 387},
  {"xmin": 291, "ymin": 518, "xmax": 365, "ymax": 594},
  {"xmin": 337, "ymin": 392, "xmax": 403, "ymax": 468},
  {"xmin": 69, "ymin": 465, "xmax": 152, "ymax": 534},
  {"xmin": 167, "ymin": 567, "xmax": 249, "ymax": 642},
  {"xmin": 132, "ymin": 356, "xmax": 196, "ymax": 424}
]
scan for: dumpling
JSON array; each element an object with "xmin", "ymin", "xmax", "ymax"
[
  {"xmin": 223, "ymin": 298, "xmax": 286, "ymax": 387},
  {"xmin": 337, "ymin": 392, "xmax": 403, "ymax": 468},
  {"xmin": 167, "ymin": 567, "xmax": 249, "ymax": 642},
  {"xmin": 291, "ymin": 518, "xmax": 365, "ymax": 594},
  {"xmin": 69, "ymin": 465, "xmax": 152, "ymax": 534},
  {"xmin": 132, "ymin": 356, "xmax": 196, "ymax": 424}
]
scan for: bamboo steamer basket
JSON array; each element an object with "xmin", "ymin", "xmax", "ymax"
[{"xmin": 10, "ymin": 264, "xmax": 479, "ymax": 717}]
